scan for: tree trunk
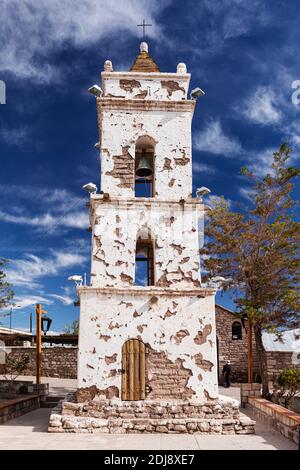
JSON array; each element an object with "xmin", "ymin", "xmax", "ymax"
[{"xmin": 254, "ymin": 325, "xmax": 269, "ymax": 397}]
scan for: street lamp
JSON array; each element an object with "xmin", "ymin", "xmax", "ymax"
[
  {"xmin": 241, "ymin": 314, "xmax": 253, "ymax": 383},
  {"xmin": 41, "ymin": 316, "xmax": 52, "ymax": 336},
  {"xmin": 9, "ymin": 305, "xmax": 21, "ymax": 331},
  {"xmin": 241, "ymin": 314, "xmax": 248, "ymax": 332}
]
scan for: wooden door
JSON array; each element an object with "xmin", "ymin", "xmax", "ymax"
[{"xmin": 121, "ymin": 339, "xmax": 146, "ymax": 400}]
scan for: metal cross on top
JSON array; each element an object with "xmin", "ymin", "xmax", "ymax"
[{"xmin": 137, "ymin": 19, "xmax": 152, "ymax": 42}]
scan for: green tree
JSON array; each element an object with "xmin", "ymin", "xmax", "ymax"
[
  {"xmin": 0, "ymin": 258, "xmax": 14, "ymax": 310},
  {"xmin": 273, "ymin": 368, "xmax": 300, "ymax": 409},
  {"xmin": 201, "ymin": 144, "xmax": 300, "ymax": 396},
  {"xmin": 4, "ymin": 354, "xmax": 30, "ymax": 393},
  {"xmin": 63, "ymin": 319, "xmax": 79, "ymax": 335}
]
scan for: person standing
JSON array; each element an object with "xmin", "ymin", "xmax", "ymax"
[{"xmin": 222, "ymin": 360, "xmax": 232, "ymax": 388}]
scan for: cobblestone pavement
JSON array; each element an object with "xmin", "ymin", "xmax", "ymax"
[
  {"xmin": 0, "ymin": 378, "xmax": 296, "ymax": 450},
  {"xmin": 0, "ymin": 408, "xmax": 296, "ymax": 450}
]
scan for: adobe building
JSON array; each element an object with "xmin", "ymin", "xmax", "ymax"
[
  {"xmin": 215, "ymin": 305, "xmax": 260, "ymax": 383},
  {"xmin": 49, "ymin": 42, "xmax": 255, "ymax": 434}
]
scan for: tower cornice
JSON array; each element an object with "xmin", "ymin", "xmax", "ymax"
[
  {"xmin": 101, "ymin": 71, "xmax": 191, "ymax": 81},
  {"xmin": 90, "ymin": 195, "xmax": 204, "ymax": 207},
  {"xmin": 77, "ymin": 285, "xmax": 216, "ymax": 297},
  {"xmin": 97, "ymin": 97, "xmax": 195, "ymax": 113}
]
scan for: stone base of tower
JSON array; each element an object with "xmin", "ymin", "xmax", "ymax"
[{"xmin": 48, "ymin": 395, "xmax": 255, "ymax": 434}]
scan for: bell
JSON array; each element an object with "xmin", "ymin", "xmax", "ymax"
[{"xmin": 136, "ymin": 151, "xmax": 153, "ymax": 178}]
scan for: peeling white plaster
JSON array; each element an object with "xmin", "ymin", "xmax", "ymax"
[
  {"xmin": 77, "ymin": 59, "xmax": 217, "ymax": 403},
  {"xmin": 78, "ymin": 288, "xmax": 218, "ymax": 401},
  {"xmin": 101, "ymin": 72, "xmax": 190, "ymax": 102}
]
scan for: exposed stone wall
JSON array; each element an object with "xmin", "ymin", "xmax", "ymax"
[
  {"xmin": 266, "ymin": 351, "xmax": 300, "ymax": 386},
  {"xmin": 216, "ymin": 305, "xmax": 299, "ymax": 384},
  {"xmin": 215, "ymin": 305, "xmax": 260, "ymax": 383},
  {"xmin": 49, "ymin": 394, "xmax": 255, "ymax": 434},
  {"xmin": 77, "ymin": 288, "xmax": 218, "ymax": 402},
  {"xmin": 4, "ymin": 347, "xmax": 77, "ymax": 379},
  {"xmin": 147, "ymin": 348, "xmax": 194, "ymax": 400}
]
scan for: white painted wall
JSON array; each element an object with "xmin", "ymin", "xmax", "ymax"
[
  {"xmin": 98, "ymin": 104, "xmax": 194, "ymax": 199},
  {"xmin": 77, "ymin": 44, "xmax": 217, "ymax": 403},
  {"xmin": 90, "ymin": 198, "xmax": 202, "ymax": 288},
  {"xmin": 77, "ymin": 287, "xmax": 218, "ymax": 401}
]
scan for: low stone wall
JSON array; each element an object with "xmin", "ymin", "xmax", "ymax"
[
  {"xmin": 0, "ymin": 395, "xmax": 40, "ymax": 424},
  {"xmin": 48, "ymin": 395, "xmax": 255, "ymax": 434},
  {"xmin": 4, "ymin": 347, "xmax": 77, "ymax": 379},
  {"xmin": 246, "ymin": 397, "xmax": 300, "ymax": 445},
  {"xmin": 0, "ymin": 379, "xmax": 49, "ymax": 397},
  {"xmin": 266, "ymin": 351, "xmax": 300, "ymax": 386},
  {"xmin": 240, "ymin": 383, "xmax": 261, "ymax": 408}
]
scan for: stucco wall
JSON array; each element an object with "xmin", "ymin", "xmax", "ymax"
[
  {"xmin": 98, "ymin": 101, "xmax": 194, "ymax": 199},
  {"xmin": 77, "ymin": 49, "xmax": 218, "ymax": 403},
  {"xmin": 101, "ymin": 72, "xmax": 190, "ymax": 102},
  {"xmin": 90, "ymin": 199, "xmax": 203, "ymax": 289},
  {"xmin": 77, "ymin": 287, "xmax": 218, "ymax": 402}
]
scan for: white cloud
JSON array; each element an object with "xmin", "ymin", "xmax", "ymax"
[
  {"xmin": 0, "ymin": 210, "xmax": 88, "ymax": 230},
  {"xmin": 6, "ymin": 251, "xmax": 85, "ymax": 288},
  {"xmin": 0, "ymin": 127, "xmax": 30, "ymax": 147},
  {"xmin": 49, "ymin": 294, "xmax": 73, "ymax": 306},
  {"xmin": 243, "ymin": 87, "xmax": 281, "ymax": 125},
  {"xmin": 206, "ymin": 194, "xmax": 232, "ymax": 208},
  {"xmin": 239, "ymin": 186, "xmax": 255, "ymax": 201},
  {"xmin": 193, "ymin": 162, "xmax": 217, "ymax": 175},
  {"xmin": 12, "ymin": 295, "xmax": 54, "ymax": 309},
  {"xmin": 188, "ymin": 0, "xmax": 270, "ymax": 59},
  {"xmin": 0, "ymin": 184, "xmax": 88, "ymax": 232},
  {"xmin": 247, "ymin": 147, "xmax": 278, "ymax": 176},
  {"xmin": 194, "ymin": 119, "xmax": 242, "ymax": 157},
  {"xmin": 283, "ymin": 120, "xmax": 300, "ymax": 149},
  {"xmin": 221, "ymin": 1, "xmax": 270, "ymax": 39},
  {"xmin": 0, "ymin": 0, "xmax": 167, "ymax": 83}
]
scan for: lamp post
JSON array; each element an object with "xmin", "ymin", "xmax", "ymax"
[
  {"xmin": 9, "ymin": 305, "xmax": 21, "ymax": 331},
  {"xmin": 35, "ymin": 304, "xmax": 50, "ymax": 385},
  {"xmin": 242, "ymin": 315, "xmax": 253, "ymax": 383}
]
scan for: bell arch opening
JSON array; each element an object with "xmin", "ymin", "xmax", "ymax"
[
  {"xmin": 135, "ymin": 226, "xmax": 155, "ymax": 286},
  {"xmin": 134, "ymin": 135, "xmax": 155, "ymax": 197}
]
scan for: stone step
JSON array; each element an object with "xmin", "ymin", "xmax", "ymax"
[
  {"xmin": 49, "ymin": 414, "xmax": 255, "ymax": 434},
  {"xmin": 42, "ymin": 402, "xmax": 60, "ymax": 408},
  {"xmin": 41, "ymin": 396, "xmax": 65, "ymax": 408}
]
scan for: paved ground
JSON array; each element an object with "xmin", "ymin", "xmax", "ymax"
[
  {"xmin": 0, "ymin": 375, "xmax": 77, "ymax": 397},
  {"xmin": 0, "ymin": 377, "xmax": 241, "ymax": 402},
  {"xmin": 0, "ymin": 377, "xmax": 296, "ymax": 450},
  {"xmin": 0, "ymin": 408, "xmax": 296, "ymax": 450}
]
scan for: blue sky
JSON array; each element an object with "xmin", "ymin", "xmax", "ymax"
[{"xmin": 0, "ymin": 0, "xmax": 299, "ymax": 332}]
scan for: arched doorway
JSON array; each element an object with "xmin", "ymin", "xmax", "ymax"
[{"xmin": 121, "ymin": 339, "xmax": 146, "ymax": 400}]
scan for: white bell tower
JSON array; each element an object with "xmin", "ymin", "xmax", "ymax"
[{"xmin": 77, "ymin": 42, "xmax": 218, "ymax": 403}]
